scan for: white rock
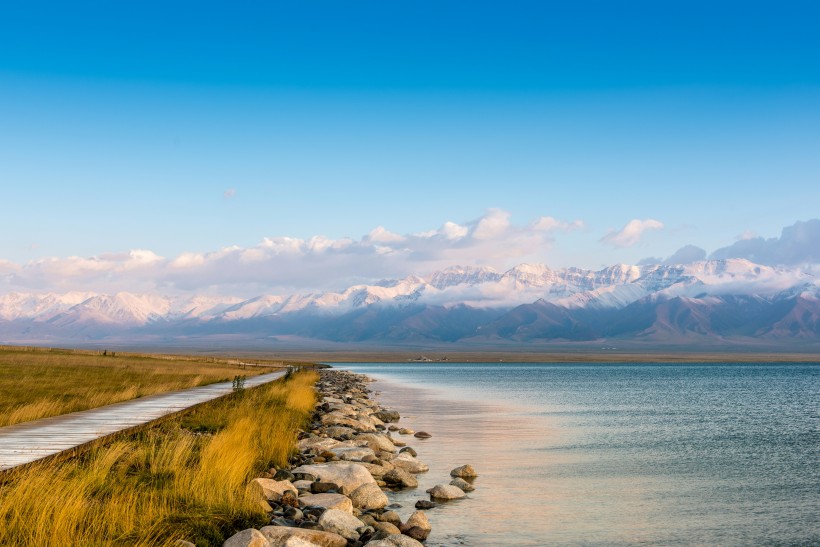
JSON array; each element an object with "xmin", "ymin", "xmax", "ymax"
[
  {"xmin": 297, "ymin": 493, "xmax": 353, "ymax": 513},
  {"xmin": 291, "ymin": 462, "xmax": 376, "ymax": 495},
  {"xmin": 426, "ymin": 483, "xmax": 466, "ymax": 500},
  {"xmin": 317, "ymin": 508, "xmax": 365, "ymax": 541},
  {"xmin": 391, "ymin": 453, "xmax": 429, "ymax": 474},
  {"xmin": 223, "ymin": 528, "xmax": 271, "ymax": 547},
  {"xmin": 354, "ymin": 433, "xmax": 397, "ymax": 453},
  {"xmin": 260, "ymin": 525, "xmax": 346, "ymax": 547},
  {"xmin": 365, "ymin": 535, "xmax": 424, "ymax": 547},
  {"xmin": 248, "ymin": 478, "xmax": 298, "ymax": 501},
  {"xmin": 328, "ymin": 446, "xmax": 376, "ymax": 461},
  {"xmin": 349, "ymin": 482, "xmax": 389, "ymax": 510}
]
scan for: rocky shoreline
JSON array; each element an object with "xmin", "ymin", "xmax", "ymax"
[{"xmin": 221, "ymin": 369, "xmax": 477, "ymax": 547}]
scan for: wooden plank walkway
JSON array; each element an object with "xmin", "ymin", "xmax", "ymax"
[{"xmin": 0, "ymin": 369, "xmax": 287, "ymax": 471}]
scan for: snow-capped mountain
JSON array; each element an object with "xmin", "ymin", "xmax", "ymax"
[{"xmin": 0, "ymin": 259, "xmax": 817, "ymax": 347}]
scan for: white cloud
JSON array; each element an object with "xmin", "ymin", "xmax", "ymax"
[
  {"xmin": 531, "ymin": 216, "xmax": 585, "ymax": 232},
  {"xmin": 601, "ymin": 218, "xmax": 664, "ymax": 247},
  {"xmin": 223, "ymin": 188, "xmax": 237, "ymax": 199},
  {"xmin": 0, "ymin": 210, "xmax": 583, "ymax": 295}
]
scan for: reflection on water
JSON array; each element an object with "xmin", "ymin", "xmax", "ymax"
[{"xmin": 338, "ymin": 363, "xmax": 820, "ymax": 546}]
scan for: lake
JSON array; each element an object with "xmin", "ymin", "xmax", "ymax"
[{"xmin": 335, "ymin": 362, "xmax": 820, "ymax": 546}]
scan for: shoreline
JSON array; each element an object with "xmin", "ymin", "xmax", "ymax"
[{"xmin": 223, "ymin": 368, "xmax": 473, "ymax": 546}]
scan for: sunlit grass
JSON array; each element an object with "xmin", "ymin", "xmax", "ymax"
[
  {"xmin": 0, "ymin": 369, "xmax": 318, "ymax": 546},
  {"xmin": 0, "ymin": 345, "xmax": 284, "ymax": 427}
]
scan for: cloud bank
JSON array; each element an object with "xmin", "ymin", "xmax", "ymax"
[
  {"xmin": 0, "ymin": 210, "xmax": 584, "ymax": 295},
  {"xmin": 710, "ymin": 219, "xmax": 820, "ymax": 266}
]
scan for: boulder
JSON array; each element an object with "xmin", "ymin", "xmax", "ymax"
[
  {"xmin": 349, "ymin": 482, "xmax": 389, "ymax": 510},
  {"xmin": 373, "ymin": 521, "xmax": 401, "ymax": 536},
  {"xmin": 317, "ymin": 508, "xmax": 365, "ymax": 541},
  {"xmin": 398, "ymin": 428, "xmax": 414, "ymax": 435},
  {"xmin": 290, "ymin": 462, "xmax": 376, "ymax": 495},
  {"xmin": 449, "ymin": 464, "xmax": 478, "ymax": 478},
  {"xmin": 400, "ymin": 511, "xmax": 431, "ymax": 541},
  {"xmin": 248, "ymin": 478, "xmax": 298, "ymax": 501},
  {"xmin": 298, "ymin": 493, "xmax": 353, "ymax": 514},
  {"xmin": 320, "ymin": 413, "xmax": 376, "ymax": 432},
  {"xmin": 372, "ymin": 410, "xmax": 400, "ymax": 423},
  {"xmin": 382, "ymin": 468, "xmax": 418, "ymax": 489},
  {"xmin": 391, "ymin": 453, "xmax": 429, "ymax": 474},
  {"xmin": 449, "ymin": 477, "xmax": 475, "ymax": 492},
  {"xmin": 356, "ymin": 461, "xmax": 394, "ymax": 480},
  {"xmin": 365, "ymin": 535, "xmax": 424, "ymax": 547},
  {"xmin": 376, "ymin": 510, "xmax": 402, "ymax": 526},
  {"xmin": 413, "ymin": 431, "xmax": 432, "ymax": 439},
  {"xmin": 260, "ymin": 526, "xmax": 347, "ymax": 547},
  {"xmin": 426, "ymin": 484, "xmax": 466, "ymax": 500},
  {"xmin": 354, "ymin": 433, "xmax": 397, "ymax": 453},
  {"xmin": 328, "ymin": 446, "xmax": 376, "ymax": 462},
  {"xmin": 223, "ymin": 528, "xmax": 270, "ymax": 547}
]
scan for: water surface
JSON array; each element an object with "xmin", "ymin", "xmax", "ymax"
[{"xmin": 336, "ymin": 362, "xmax": 820, "ymax": 546}]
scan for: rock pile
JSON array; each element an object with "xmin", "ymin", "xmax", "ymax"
[{"xmin": 220, "ymin": 369, "xmax": 478, "ymax": 547}]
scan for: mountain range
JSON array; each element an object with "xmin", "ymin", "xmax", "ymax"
[{"xmin": 1, "ymin": 259, "xmax": 817, "ymax": 350}]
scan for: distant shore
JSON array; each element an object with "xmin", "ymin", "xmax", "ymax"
[{"xmin": 249, "ymin": 350, "xmax": 820, "ymax": 364}]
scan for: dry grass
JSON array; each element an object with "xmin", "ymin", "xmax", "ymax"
[
  {"xmin": 0, "ymin": 346, "xmax": 283, "ymax": 427},
  {"xmin": 0, "ymin": 369, "xmax": 318, "ymax": 546}
]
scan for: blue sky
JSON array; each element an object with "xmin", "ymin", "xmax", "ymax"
[{"xmin": 1, "ymin": 1, "xmax": 818, "ymax": 292}]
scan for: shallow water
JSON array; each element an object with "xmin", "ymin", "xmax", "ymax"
[{"xmin": 335, "ymin": 363, "xmax": 820, "ymax": 546}]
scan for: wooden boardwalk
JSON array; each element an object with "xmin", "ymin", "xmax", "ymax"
[{"xmin": 0, "ymin": 369, "xmax": 287, "ymax": 471}]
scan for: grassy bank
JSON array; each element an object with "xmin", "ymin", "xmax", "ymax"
[
  {"xmin": 0, "ymin": 346, "xmax": 284, "ymax": 427},
  {"xmin": 0, "ymin": 369, "xmax": 317, "ymax": 546}
]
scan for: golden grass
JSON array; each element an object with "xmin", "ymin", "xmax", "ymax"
[
  {"xmin": 0, "ymin": 346, "xmax": 283, "ymax": 427},
  {"xmin": 0, "ymin": 369, "xmax": 318, "ymax": 546}
]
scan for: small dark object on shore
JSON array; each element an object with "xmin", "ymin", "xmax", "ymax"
[
  {"xmin": 415, "ymin": 500, "xmax": 437, "ymax": 509},
  {"xmin": 414, "ymin": 431, "xmax": 432, "ymax": 439}
]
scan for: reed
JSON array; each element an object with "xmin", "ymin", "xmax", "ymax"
[
  {"xmin": 0, "ymin": 346, "xmax": 282, "ymax": 427},
  {"xmin": 0, "ymin": 370, "xmax": 318, "ymax": 546}
]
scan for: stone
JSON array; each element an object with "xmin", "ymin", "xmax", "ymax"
[
  {"xmin": 402, "ymin": 527, "xmax": 429, "ymax": 542},
  {"xmin": 298, "ymin": 493, "xmax": 353, "ymax": 514},
  {"xmin": 391, "ymin": 453, "xmax": 429, "ymax": 474},
  {"xmin": 398, "ymin": 428, "xmax": 414, "ymax": 435},
  {"xmin": 354, "ymin": 433, "xmax": 397, "ymax": 453},
  {"xmin": 260, "ymin": 525, "xmax": 347, "ymax": 547},
  {"xmin": 365, "ymin": 535, "xmax": 424, "ymax": 547},
  {"xmin": 449, "ymin": 477, "xmax": 475, "ymax": 492},
  {"xmin": 398, "ymin": 447, "xmax": 417, "ymax": 457},
  {"xmin": 413, "ymin": 431, "xmax": 431, "ymax": 439},
  {"xmin": 449, "ymin": 464, "xmax": 478, "ymax": 478},
  {"xmin": 281, "ymin": 537, "xmax": 319, "ymax": 547},
  {"xmin": 376, "ymin": 510, "xmax": 402, "ymax": 526},
  {"xmin": 223, "ymin": 528, "xmax": 270, "ymax": 547},
  {"xmin": 348, "ymin": 482, "xmax": 389, "ymax": 510},
  {"xmin": 328, "ymin": 446, "xmax": 376, "ymax": 461},
  {"xmin": 382, "ymin": 468, "xmax": 418, "ymax": 489},
  {"xmin": 356, "ymin": 462, "xmax": 394, "ymax": 480},
  {"xmin": 323, "ymin": 426, "xmax": 356, "ymax": 439},
  {"xmin": 280, "ymin": 491, "xmax": 300, "ymax": 508},
  {"xmin": 293, "ymin": 480, "xmax": 313, "ymax": 493},
  {"xmin": 426, "ymin": 484, "xmax": 466, "ymax": 500},
  {"xmin": 317, "ymin": 508, "xmax": 365, "ymax": 541},
  {"xmin": 274, "ymin": 469, "xmax": 296, "ymax": 482},
  {"xmin": 400, "ymin": 511, "xmax": 431, "ymax": 541},
  {"xmin": 372, "ymin": 409, "xmax": 400, "ymax": 423},
  {"xmin": 290, "ymin": 462, "xmax": 376, "ymax": 495},
  {"xmin": 310, "ymin": 482, "xmax": 340, "ymax": 494},
  {"xmin": 249, "ymin": 478, "xmax": 298, "ymax": 501},
  {"xmin": 403, "ymin": 510, "xmax": 431, "ymax": 532},
  {"xmin": 373, "ymin": 521, "xmax": 401, "ymax": 536},
  {"xmin": 320, "ymin": 413, "xmax": 376, "ymax": 432}
]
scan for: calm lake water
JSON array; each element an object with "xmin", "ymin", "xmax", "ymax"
[{"xmin": 335, "ymin": 362, "xmax": 820, "ymax": 546}]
